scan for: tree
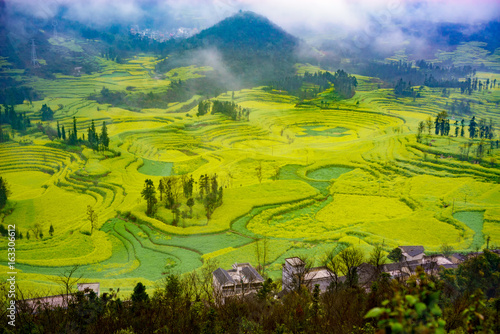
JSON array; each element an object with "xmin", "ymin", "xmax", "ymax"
[
  {"xmin": 469, "ymin": 116, "xmax": 477, "ymax": 139},
  {"xmin": 368, "ymin": 244, "xmax": 387, "ymax": 275},
  {"xmin": 40, "ymin": 104, "xmax": 54, "ymax": 121},
  {"xmin": 88, "ymin": 120, "xmax": 98, "ymax": 150},
  {"xmin": 255, "ymin": 238, "xmax": 269, "ymax": 276},
  {"xmin": 163, "ymin": 176, "xmax": 181, "ymax": 210},
  {"xmin": 417, "ymin": 121, "xmax": 425, "ymax": 143},
  {"xmin": 0, "ymin": 125, "xmax": 4, "ymax": 143},
  {"xmin": 50, "ymin": 265, "xmax": 83, "ymax": 306},
  {"xmin": 426, "ymin": 117, "xmax": 433, "ymax": 135},
  {"xmin": 388, "ymin": 247, "xmax": 403, "ymax": 262},
  {"xmin": 73, "ymin": 116, "xmax": 77, "ymax": 140},
  {"xmin": 0, "ymin": 176, "xmax": 10, "ymax": 209},
  {"xmin": 158, "ymin": 179, "xmax": 165, "ymax": 201},
  {"xmin": 440, "ymin": 243, "xmax": 454, "ymax": 258},
  {"xmin": 338, "ymin": 246, "xmax": 364, "ymax": 288},
  {"xmin": 86, "ymin": 205, "xmax": 98, "ymax": 235},
  {"xmin": 100, "ymin": 121, "xmax": 109, "ymax": 150},
  {"xmin": 255, "ymin": 161, "xmax": 263, "ymax": 183},
  {"xmin": 131, "ymin": 282, "xmax": 149, "ymax": 305},
  {"xmin": 257, "ymin": 278, "xmax": 276, "ymax": 301},
  {"xmin": 57, "ymin": 121, "xmax": 61, "ymax": 139},
  {"xmin": 61, "ymin": 125, "xmax": 66, "ymax": 140},
  {"xmin": 187, "ymin": 197, "xmax": 194, "ymax": 217},
  {"xmin": 365, "ymin": 267, "xmax": 446, "ymax": 333},
  {"xmin": 323, "ymin": 246, "xmax": 343, "ymax": 291},
  {"xmin": 141, "ymin": 179, "xmax": 157, "ymax": 216},
  {"xmin": 49, "ymin": 224, "xmax": 54, "ymax": 237}
]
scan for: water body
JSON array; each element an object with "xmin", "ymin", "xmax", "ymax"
[
  {"xmin": 278, "ymin": 164, "xmax": 330, "ymax": 195},
  {"xmin": 453, "ymin": 211, "xmax": 485, "ymax": 250},
  {"xmin": 297, "ymin": 126, "xmax": 349, "ymax": 137},
  {"xmin": 138, "ymin": 159, "xmax": 173, "ymax": 176}
]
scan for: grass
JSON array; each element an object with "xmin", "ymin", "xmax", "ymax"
[{"xmin": 453, "ymin": 211, "xmax": 485, "ymax": 250}]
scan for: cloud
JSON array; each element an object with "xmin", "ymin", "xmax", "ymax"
[
  {"xmin": 3, "ymin": 0, "xmax": 498, "ymax": 48},
  {"xmin": 7, "ymin": 0, "xmax": 498, "ymax": 29}
]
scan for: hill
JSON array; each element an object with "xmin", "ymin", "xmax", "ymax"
[
  {"xmin": 156, "ymin": 11, "xmax": 301, "ymax": 86},
  {"xmin": 182, "ymin": 11, "xmax": 298, "ymax": 55}
]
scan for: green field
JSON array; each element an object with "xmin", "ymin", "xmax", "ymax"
[{"xmin": 1, "ymin": 55, "xmax": 500, "ymax": 297}]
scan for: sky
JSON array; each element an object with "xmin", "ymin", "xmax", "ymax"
[
  {"xmin": 6, "ymin": 0, "xmax": 499, "ymax": 31},
  {"xmin": 3, "ymin": 0, "xmax": 499, "ymax": 57}
]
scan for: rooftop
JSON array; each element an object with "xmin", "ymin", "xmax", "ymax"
[
  {"xmin": 213, "ymin": 263, "xmax": 264, "ymax": 286},
  {"xmin": 399, "ymin": 246, "xmax": 425, "ymax": 257},
  {"xmin": 285, "ymin": 257, "xmax": 305, "ymax": 267},
  {"xmin": 213, "ymin": 268, "xmax": 235, "ymax": 286}
]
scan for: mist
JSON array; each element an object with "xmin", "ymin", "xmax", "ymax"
[
  {"xmin": 2, "ymin": 0, "xmax": 499, "ymax": 62},
  {"xmin": 5, "ymin": 0, "xmax": 499, "ymax": 31}
]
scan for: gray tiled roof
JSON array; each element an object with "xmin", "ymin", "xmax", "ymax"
[
  {"xmin": 400, "ymin": 246, "xmax": 425, "ymax": 257},
  {"xmin": 242, "ymin": 266, "xmax": 264, "ymax": 283},
  {"xmin": 213, "ymin": 268, "xmax": 235, "ymax": 286},
  {"xmin": 383, "ymin": 262, "xmax": 403, "ymax": 272}
]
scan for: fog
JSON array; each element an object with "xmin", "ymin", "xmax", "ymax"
[
  {"xmin": 2, "ymin": 0, "xmax": 499, "ymax": 61},
  {"xmin": 6, "ymin": 0, "xmax": 499, "ymax": 31}
]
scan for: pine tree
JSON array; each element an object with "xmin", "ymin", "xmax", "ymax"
[
  {"xmin": 49, "ymin": 224, "xmax": 54, "ymax": 237},
  {"xmin": 57, "ymin": 121, "xmax": 61, "ymax": 139},
  {"xmin": 72, "ymin": 116, "xmax": 78, "ymax": 144},
  {"xmin": 158, "ymin": 179, "xmax": 165, "ymax": 201},
  {"xmin": 62, "ymin": 125, "xmax": 66, "ymax": 140},
  {"xmin": 141, "ymin": 179, "xmax": 157, "ymax": 216},
  {"xmin": 0, "ymin": 177, "xmax": 9, "ymax": 209},
  {"xmin": 469, "ymin": 116, "xmax": 477, "ymax": 139},
  {"xmin": 100, "ymin": 121, "xmax": 109, "ymax": 150}
]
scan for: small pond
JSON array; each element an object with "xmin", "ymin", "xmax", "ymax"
[
  {"xmin": 138, "ymin": 159, "xmax": 173, "ymax": 176},
  {"xmin": 297, "ymin": 126, "xmax": 349, "ymax": 137}
]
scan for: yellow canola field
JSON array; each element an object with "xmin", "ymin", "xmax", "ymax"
[{"xmin": 316, "ymin": 194, "xmax": 413, "ymax": 227}]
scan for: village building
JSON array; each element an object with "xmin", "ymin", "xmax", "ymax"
[
  {"xmin": 78, "ymin": 282, "xmax": 100, "ymax": 296},
  {"xmin": 450, "ymin": 253, "xmax": 468, "ymax": 264},
  {"xmin": 399, "ymin": 246, "xmax": 425, "ymax": 262},
  {"xmin": 281, "ymin": 247, "xmax": 465, "ymax": 294},
  {"xmin": 282, "ymin": 257, "xmax": 339, "ymax": 293},
  {"xmin": 212, "ymin": 263, "xmax": 264, "ymax": 300}
]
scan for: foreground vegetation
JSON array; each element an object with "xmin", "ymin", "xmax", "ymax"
[{"xmin": 3, "ymin": 250, "xmax": 499, "ymax": 333}]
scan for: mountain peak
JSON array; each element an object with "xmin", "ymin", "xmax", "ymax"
[{"xmin": 184, "ymin": 11, "xmax": 298, "ymax": 52}]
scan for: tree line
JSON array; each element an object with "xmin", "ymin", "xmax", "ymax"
[
  {"xmin": 90, "ymin": 77, "xmax": 228, "ymax": 112},
  {"xmin": 417, "ymin": 112, "xmax": 495, "ymax": 141},
  {"xmin": 0, "ymin": 86, "xmax": 41, "ymax": 106},
  {"xmin": 269, "ymin": 70, "xmax": 358, "ymax": 100},
  {"xmin": 197, "ymin": 100, "xmax": 250, "ymax": 121},
  {"xmin": 361, "ymin": 60, "xmax": 475, "ymax": 89},
  {"xmin": 0, "ymin": 104, "xmax": 32, "ymax": 133},
  {"xmin": 141, "ymin": 173, "xmax": 223, "ymax": 225},
  {"xmin": 55, "ymin": 117, "xmax": 110, "ymax": 152},
  {"xmin": 11, "ymin": 248, "xmax": 500, "ymax": 333},
  {"xmin": 416, "ymin": 112, "xmax": 497, "ymax": 161}
]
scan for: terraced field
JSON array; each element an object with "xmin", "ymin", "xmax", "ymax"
[{"xmin": 1, "ymin": 56, "xmax": 499, "ymax": 296}]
